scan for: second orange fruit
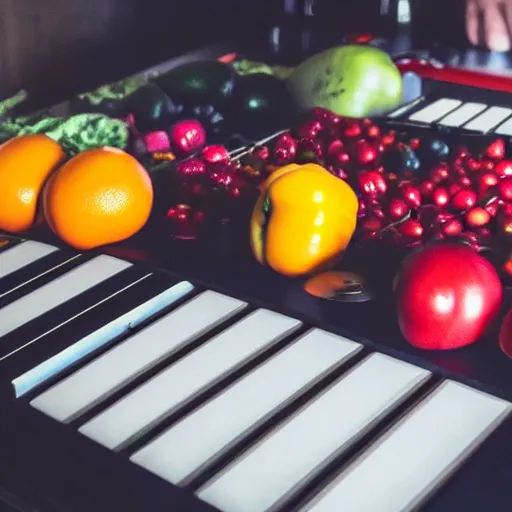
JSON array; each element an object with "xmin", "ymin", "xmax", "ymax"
[{"xmin": 42, "ymin": 147, "xmax": 153, "ymax": 250}]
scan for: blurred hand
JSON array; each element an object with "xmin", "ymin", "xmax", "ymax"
[{"xmin": 466, "ymin": 0, "xmax": 512, "ymax": 51}]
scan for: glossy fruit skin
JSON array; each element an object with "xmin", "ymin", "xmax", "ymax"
[
  {"xmin": 154, "ymin": 60, "xmax": 235, "ymax": 108},
  {"xmin": 125, "ymin": 83, "xmax": 181, "ymax": 133},
  {"xmin": 287, "ymin": 45, "xmax": 402, "ymax": 118},
  {"xmin": 250, "ymin": 163, "xmax": 359, "ymax": 276},
  {"xmin": 499, "ymin": 305, "xmax": 512, "ymax": 358},
  {"xmin": 395, "ymin": 244, "xmax": 502, "ymax": 350},
  {"xmin": 223, "ymin": 73, "xmax": 294, "ymax": 139},
  {"xmin": 0, "ymin": 135, "xmax": 65, "ymax": 233},
  {"xmin": 42, "ymin": 147, "xmax": 153, "ymax": 250}
]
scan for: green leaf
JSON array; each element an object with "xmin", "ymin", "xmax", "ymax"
[
  {"xmin": 0, "ymin": 90, "xmax": 28, "ymax": 117},
  {"xmin": 77, "ymin": 76, "xmax": 147, "ymax": 105}
]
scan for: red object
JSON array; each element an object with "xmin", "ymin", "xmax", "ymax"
[
  {"xmin": 499, "ymin": 305, "xmax": 512, "ymax": 358},
  {"xmin": 176, "ymin": 158, "xmax": 207, "ymax": 177},
  {"xmin": 495, "ymin": 160, "xmax": 512, "ymax": 178},
  {"xmin": 396, "ymin": 244, "xmax": 503, "ymax": 350},
  {"xmin": 201, "ymin": 144, "xmax": 230, "ymax": 165},
  {"xmin": 169, "ymin": 120, "xmax": 206, "ymax": 155},
  {"xmin": 395, "ymin": 58, "xmax": 512, "ymax": 94},
  {"xmin": 358, "ymin": 171, "xmax": 387, "ymax": 198},
  {"xmin": 166, "ymin": 204, "xmax": 205, "ymax": 239},
  {"xmin": 485, "ymin": 139, "xmax": 506, "ymax": 160}
]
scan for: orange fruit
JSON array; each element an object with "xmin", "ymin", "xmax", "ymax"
[
  {"xmin": 42, "ymin": 147, "xmax": 153, "ymax": 250},
  {"xmin": 0, "ymin": 135, "xmax": 65, "ymax": 233}
]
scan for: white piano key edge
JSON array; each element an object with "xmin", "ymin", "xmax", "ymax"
[
  {"xmin": 110, "ymin": 316, "xmax": 305, "ymax": 452},
  {"xmin": 0, "ymin": 256, "xmax": 135, "ymax": 362},
  {"xmin": 196, "ymin": 353, "xmax": 432, "ymax": 508},
  {"xmin": 151, "ymin": 329, "xmax": 365, "ymax": 486},
  {"xmin": 0, "ymin": 252, "xmax": 85, "ymax": 300},
  {"xmin": 31, "ymin": 291, "xmax": 250, "ymax": 424},
  {"xmin": 300, "ymin": 380, "xmax": 512, "ymax": 512},
  {"xmin": 408, "ymin": 98, "xmax": 462, "ymax": 123},
  {"xmin": 436, "ymin": 103, "xmax": 488, "ymax": 127},
  {"xmin": 17, "ymin": 280, "xmax": 195, "ymax": 398}
]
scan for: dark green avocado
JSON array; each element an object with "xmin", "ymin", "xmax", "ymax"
[
  {"xmin": 154, "ymin": 60, "xmax": 235, "ymax": 108},
  {"xmin": 124, "ymin": 83, "xmax": 182, "ymax": 133},
  {"xmin": 222, "ymin": 73, "xmax": 295, "ymax": 139}
]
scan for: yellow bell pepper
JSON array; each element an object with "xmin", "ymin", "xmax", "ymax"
[{"xmin": 250, "ymin": 163, "xmax": 359, "ymax": 277}]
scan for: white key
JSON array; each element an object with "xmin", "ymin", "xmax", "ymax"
[
  {"xmin": 437, "ymin": 102, "xmax": 487, "ymax": 127},
  {"xmin": 464, "ymin": 106, "xmax": 512, "ymax": 132},
  {"xmin": 494, "ymin": 116, "xmax": 512, "ymax": 136},
  {"xmin": 0, "ymin": 255, "xmax": 131, "ymax": 342},
  {"xmin": 130, "ymin": 329, "xmax": 362, "ymax": 485},
  {"xmin": 14, "ymin": 280, "xmax": 194, "ymax": 398},
  {"xmin": 0, "ymin": 241, "xmax": 58, "ymax": 279},
  {"xmin": 409, "ymin": 99, "xmax": 461, "ymax": 123},
  {"xmin": 197, "ymin": 354, "xmax": 430, "ymax": 512},
  {"xmin": 79, "ymin": 310, "xmax": 301, "ymax": 450},
  {"xmin": 31, "ymin": 291, "xmax": 246, "ymax": 422},
  {"xmin": 302, "ymin": 381, "xmax": 511, "ymax": 512}
]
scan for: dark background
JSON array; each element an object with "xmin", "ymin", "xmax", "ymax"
[{"xmin": 0, "ymin": 0, "xmax": 467, "ymax": 105}]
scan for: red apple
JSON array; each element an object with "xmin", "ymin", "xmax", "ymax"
[
  {"xmin": 395, "ymin": 244, "xmax": 502, "ymax": 350},
  {"xmin": 169, "ymin": 119, "xmax": 206, "ymax": 155}
]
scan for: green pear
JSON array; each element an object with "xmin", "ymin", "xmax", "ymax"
[{"xmin": 287, "ymin": 45, "xmax": 403, "ymax": 118}]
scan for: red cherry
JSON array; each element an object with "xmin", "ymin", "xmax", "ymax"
[
  {"xmin": 419, "ymin": 180, "xmax": 435, "ymax": 197},
  {"xmin": 170, "ymin": 120, "xmax": 206, "ymax": 154},
  {"xmin": 333, "ymin": 151, "xmax": 351, "ymax": 165},
  {"xmin": 398, "ymin": 219, "xmax": 424, "ymax": 238},
  {"xmin": 447, "ymin": 182, "xmax": 462, "ymax": 196},
  {"xmin": 299, "ymin": 138, "xmax": 324, "ymax": 158},
  {"xmin": 501, "ymin": 202, "xmax": 512, "ymax": 216},
  {"xmin": 297, "ymin": 119, "xmax": 323, "ymax": 139},
  {"xmin": 343, "ymin": 121, "xmax": 361, "ymax": 138},
  {"xmin": 495, "ymin": 159, "xmax": 512, "ymax": 177},
  {"xmin": 381, "ymin": 130, "xmax": 396, "ymax": 146},
  {"xmin": 327, "ymin": 139, "xmax": 344, "ymax": 156},
  {"xmin": 432, "ymin": 187, "xmax": 450, "ymax": 207},
  {"xmin": 458, "ymin": 176, "xmax": 472, "ymax": 188},
  {"xmin": 166, "ymin": 204, "xmax": 205, "ymax": 239},
  {"xmin": 484, "ymin": 138, "xmax": 506, "ymax": 160},
  {"xmin": 498, "ymin": 177, "xmax": 512, "ymax": 201},
  {"xmin": 358, "ymin": 171, "xmax": 387, "ymax": 199},
  {"xmin": 272, "ymin": 133, "xmax": 298, "ymax": 164},
  {"xmin": 430, "ymin": 164, "xmax": 450, "ymax": 183},
  {"xmin": 202, "ymin": 144, "xmax": 230, "ymax": 164},
  {"xmin": 176, "ymin": 158, "xmax": 207, "ymax": 178},
  {"xmin": 209, "ymin": 169, "xmax": 234, "ymax": 187},
  {"xmin": 366, "ymin": 125, "xmax": 381, "ymax": 139},
  {"xmin": 255, "ymin": 146, "xmax": 269, "ymax": 160},
  {"xmin": 480, "ymin": 159, "xmax": 495, "ymax": 172},
  {"xmin": 503, "ymin": 258, "xmax": 512, "ymax": 277},
  {"xmin": 499, "ymin": 214, "xmax": 512, "ymax": 235},
  {"xmin": 478, "ymin": 171, "xmax": 499, "ymax": 194},
  {"xmin": 464, "ymin": 157, "xmax": 480, "ymax": 172},
  {"xmin": 401, "ymin": 185, "xmax": 422, "ymax": 208},
  {"xmin": 441, "ymin": 218, "xmax": 463, "ymax": 237},
  {"xmin": 388, "ymin": 198, "xmax": 410, "ymax": 220},
  {"xmin": 451, "ymin": 188, "xmax": 477, "ymax": 210},
  {"xmin": 409, "ymin": 138, "xmax": 421, "ymax": 150},
  {"xmin": 354, "ymin": 140, "xmax": 378, "ymax": 166},
  {"xmin": 465, "ymin": 207, "xmax": 491, "ymax": 228},
  {"xmin": 484, "ymin": 199, "xmax": 500, "ymax": 218}
]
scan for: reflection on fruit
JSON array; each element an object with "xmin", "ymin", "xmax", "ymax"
[
  {"xmin": 250, "ymin": 163, "xmax": 358, "ymax": 277},
  {"xmin": 0, "ymin": 135, "xmax": 65, "ymax": 233},
  {"xmin": 499, "ymin": 305, "xmax": 512, "ymax": 358},
  {"xmin": 287, "ymin": 45, "xmax": 403, "ymax": 118},
  {"xmin": 42, "ymin": 147, "xmax": 153, "ymax": 250},
  {"xmin": 395, "ymin": 244, "xmax": 502, "ymax": 350}
]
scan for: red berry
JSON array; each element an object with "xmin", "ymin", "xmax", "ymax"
[
  {"xmin": 502, "ymin": 202, "xmax": 512, "ymax": 216},
  {"xmin": 297, "ymin": 119, "xmax": 323, "ymax": 139},
  {"xmin": 273, "ymin": 133, "xmax": 298, "ymax": 164},
  {"xmin": 464, "ymin": 157, "xmax": 480, "ymax": 172},
  {"xmin": 381, "ymin": 131, "xmax": 396, "ymax": 146},
  {"xmin": 465, "ymin": 207, "xmax": 491, "ymax": 228},
  {"xmin": 484, "ymin": 138, "xmax": 506, "ymax": 160},
  {"xmin": 361, "ymin": 216, "xmax": 383, "ymax": 232},
  {"xmin": 170, "ymin": 120, "xmax": 206, "ymax": 154},
  {"xmin": 354, "ymin": 140, "xmax": 378, "ymax": 166},
  {"xmin": 327, "ymin": 139, "xmax": 344, "ymax": 156},
  {"xmin": 430, "ymin": 164, "xmax": 450, "ymax": 183},
  {"xmin": 458, "ymin": 176, "xmax": 472, "ymax": 188},
  {"xmin": 448, "ymin": 182, "xmax": 462, "ymax": 196},
  {"xmin": 343, "ymin": 121, "xmax": 361, "ymax": 138},
  {"xmin": 480, "ymin": 159, "xmax": 495, "ymax": 172},
  {"xmin": 401, "ymin": 185, "xmax": 422, "ymax": 208},
  {"xmin": 333, "ymin": 151, "xmax": 351, "ymax": 165},
  {"xmin": 451, "ymin": 188, "xmax": 477, "ymax": 210},
  {"xmin": 478, "ymin": 171, "xmax": 499, "ymax": 194},
  {"xmin": 419, "ymin": 180, "xmax": 435, "ymax": 197},
  {"xmin": 498, "ymin": 177, "xmax": 512, "ymax": 201},
  {"xmin": 202, "ymin": 144, "xmax": 230, "ymax": 164},
  {"xmin": 398, "ymin": 219, "xmax": 424, "ymax": 238},
  {"xmin": 495, "ymin": 160, "xmax": 512, "ymax": 178},
  {"xmin": 358, "ymin": 171, "xmax": 387, "ymax": 199},
  {"xmin": 409, "ymin": 138, "xmax": 421, "ymax": 150},
  {"xmin": 176, "ymin": 158, "xmax": 207, "ymax": 177},
  {"xmin": 499, "ymin": 215, "xmax": 512, "ymax": 235},
  {"xmin": 366, "ymin": 125, "xmax": 381, "ymax": 139},
  {"xmin": 432, "ymin": 187, "xmax": 450, "ymax": 207},
  {"xmin": 388, "ymin": 198, "xmax": 410, "ymax": 220},
  {"xmin": 255, "ymin": 146, "xmax": 269, "ymax": 160},
  {"xmin": 441, "ymin": 218, "xmax": 463, "ymax": 237}
]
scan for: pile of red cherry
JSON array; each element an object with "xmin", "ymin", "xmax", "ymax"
[{"xmin": 167, "ymin": 107, "xmax": 512, "ymax": 277}]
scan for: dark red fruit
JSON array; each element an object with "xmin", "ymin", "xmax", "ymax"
[
  {"xmin": 273, "ymin": 133, "xmax": 298, "ymax": 164},
  {"xmin": 465, "ymin": 207, "xmax": 491, "ymax": 228},
  {"xmin": 202, "ymin": 144, "xmax": 230, "ymax": 164},
  {"xmin": 170, "ymin": 120, "xmax": 206, "ymax": 154},
  {"xmin": 432, "ymin": 187, "xmax": 450, "ymax": 207},
  {"xmin": 441, "ymin": 218, "xmax": 463, "ymax": 237},
  {"xmin": 451, "ymin": 188, "xmax": 477, "ymax": 210},
  {"xmin": 354, "ymin": 140, "xmax": 378, "ymax": 166},
  {"xmin": 401, "ymin": 185, "xmax": 422, "ymax": 208},
  {"xmin": 495, "ymin": 159, "xmax": 512, "ymax": 178},
  {"xmin": 167, "ymin": 204, "xmax": 205, "ymax": 239},
  {"xmin": 498, "ymin": 177, "xmax": 512, "ymax": 201},
  {"xmin": 176, "ymin": 158, "xmax": 207, "ymax": 177},
  {"xmin": 358, "ymin": 171, "xmax": 387, "ymax": 199},
  {"xmin": 388, "ymin": 198, "xmax": 410, "ymax": 220},
  {"xmin": 484, "ymin": 138, "xmax": 506, "ymax": 160},
  {"xmin": 398, "ymin": 219, "xmax": 424, "ymax": 238}
]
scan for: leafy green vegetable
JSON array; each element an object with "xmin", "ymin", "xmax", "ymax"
[
  {"xmin": 77, "ymin": 76, "xmax": 147, "ymax": 105},
  {"xmin": 232, "ymin": 60, "xmax": 294, "ymax": 80},
  {"xmin": 0, "ymin": 90, "xmax": 28, "ymax": 118}
]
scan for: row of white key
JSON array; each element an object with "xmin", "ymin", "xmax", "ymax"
[
  {"xmin": 0, "ymin": 239, "xmax": 196, "ymax": 396},
  {"xmin": 407, "ymin": 97, "xmax": 512, "ymax": 134},
  {"xmin": 30, "ymin": 281, "xmax": 512, "ymax": 512}
]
